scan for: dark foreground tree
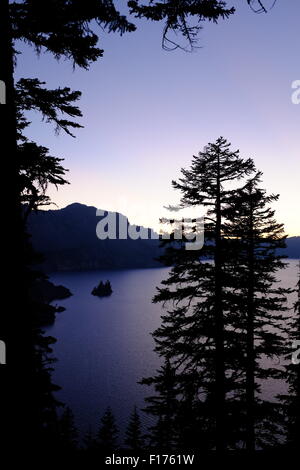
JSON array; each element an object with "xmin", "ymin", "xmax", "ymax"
[
  {"xmin": 142, "ymin": 137, "xmax": 255, "ymax": 451},
  {"xmin": 124, "ymin": 406, "xmax": 145, "ymax": 452},
  {"xmin": 224, "ymin": 171, "xmax": 290, "ymax": 450},
  {"xmin": 58, "ymin": 406, "xmax": 78, "ymax": 451},
  {"xmin": 0, "ymin": 0, "xmax": 134, "ymax": 453},
  {"xmin": 143, "ymin": 151, "xmax": 293, "ymax": 452},
  {"xmin": 97, "ymin": 407, "xmax": 119, "ymax": 453},
  {"xmin": 141, "ymin": 358, "xmax": 179, "ymax": 451}
]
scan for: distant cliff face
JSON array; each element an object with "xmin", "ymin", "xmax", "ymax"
[
  {"xmin": 28, "ymin": 203, "xmax": 163, "ymax": 271},
  {"xmin": 28, "ymin": 203, "xmax": 300, "ymax": 272}
]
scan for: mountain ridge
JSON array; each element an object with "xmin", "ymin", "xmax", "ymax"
[
  {"xmin": 28, "ymin": 203, "xmax": 300, "ymax": 272},
  {"xmin": 28, "ymin": 203, "xmax": 163, "ymax": 271}
]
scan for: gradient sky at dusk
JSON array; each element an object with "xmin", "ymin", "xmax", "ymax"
[{"xmin": 16, "ymin": 0, "xmax": 300, "ymax": 235}]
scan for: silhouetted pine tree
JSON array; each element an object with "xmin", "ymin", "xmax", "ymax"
[
  {"xmin": 97, "ymin": 407, "xmax": 119, "ymax": 453},
  {"xmin": 175, "ymin": 371, "xmax": 213, "ymax": 451},
  {"xmin": 224, "ymin": 171, "xmax": 290, "ymax": 450},
  {"xmin": 143, "ymin": 137, "xmax": 255, "ymax": 451},
  {"xmin": 58, "ymin": 406, "xmax": 78, "ymax": 451},
  {"xmin": 0, "ymin": 0, "xmax": 134, "ymax": 452},
  {"xmin": 141, "ymin": 358, "xmax": 180, "ymax": 451},
  {"xmin": 124, "ymin": 406, "xmax": 145, "ymax": 452}
]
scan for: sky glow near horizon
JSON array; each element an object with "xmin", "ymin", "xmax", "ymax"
[{"xmin": 16, "ymin": 0, "xmax": 299, "ymax": 235}]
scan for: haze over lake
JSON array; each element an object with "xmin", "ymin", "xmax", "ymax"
[{"xmin": 47, "ymin": 260, "xmax": 299, "ymax": 438}]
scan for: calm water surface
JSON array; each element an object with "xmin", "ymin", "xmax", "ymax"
[{"xmin": 48, "ymin": 260, "xmax": 299, "ymax": 437}]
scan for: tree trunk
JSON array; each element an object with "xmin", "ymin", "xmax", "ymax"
[
  {"xmin": 0, "ymin": 0, "xmax": 32, "ymax": 452},
  {"xmin": 246, "ymin": 196, "xmax": 255, "ymax": 452},
  {"xmin": 215, "ymin": 154, "xmax": 225, "ymax": 451}
]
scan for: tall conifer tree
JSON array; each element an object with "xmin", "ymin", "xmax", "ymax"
[
  {"xmin": 124, "ymin": 406, "xmax": 145, "ymax": 452},
  {"xmin": 144, "ymin": 137, "xmax": 255, "ymax": 451},
  {"xmin": 224, "ymin": 172, "xmax": 290, "ymax": 450},
  {"xmin": 97, "ymin": 407, "xmax": 119, "ymax": 453}
]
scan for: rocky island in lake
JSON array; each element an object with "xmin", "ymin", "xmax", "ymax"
[{"xmin": 91, "ymin": 280, "xmax": 113, "ymax": 297}]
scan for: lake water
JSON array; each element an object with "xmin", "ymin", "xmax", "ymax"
[{"xmin": 47, "ymin": 260, "xmax": 299, "ymax": 439}]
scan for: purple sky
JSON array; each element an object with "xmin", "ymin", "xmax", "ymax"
[{"xmin": 16, "ymin": 0, "xmax": 300, "ymax": 235}]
